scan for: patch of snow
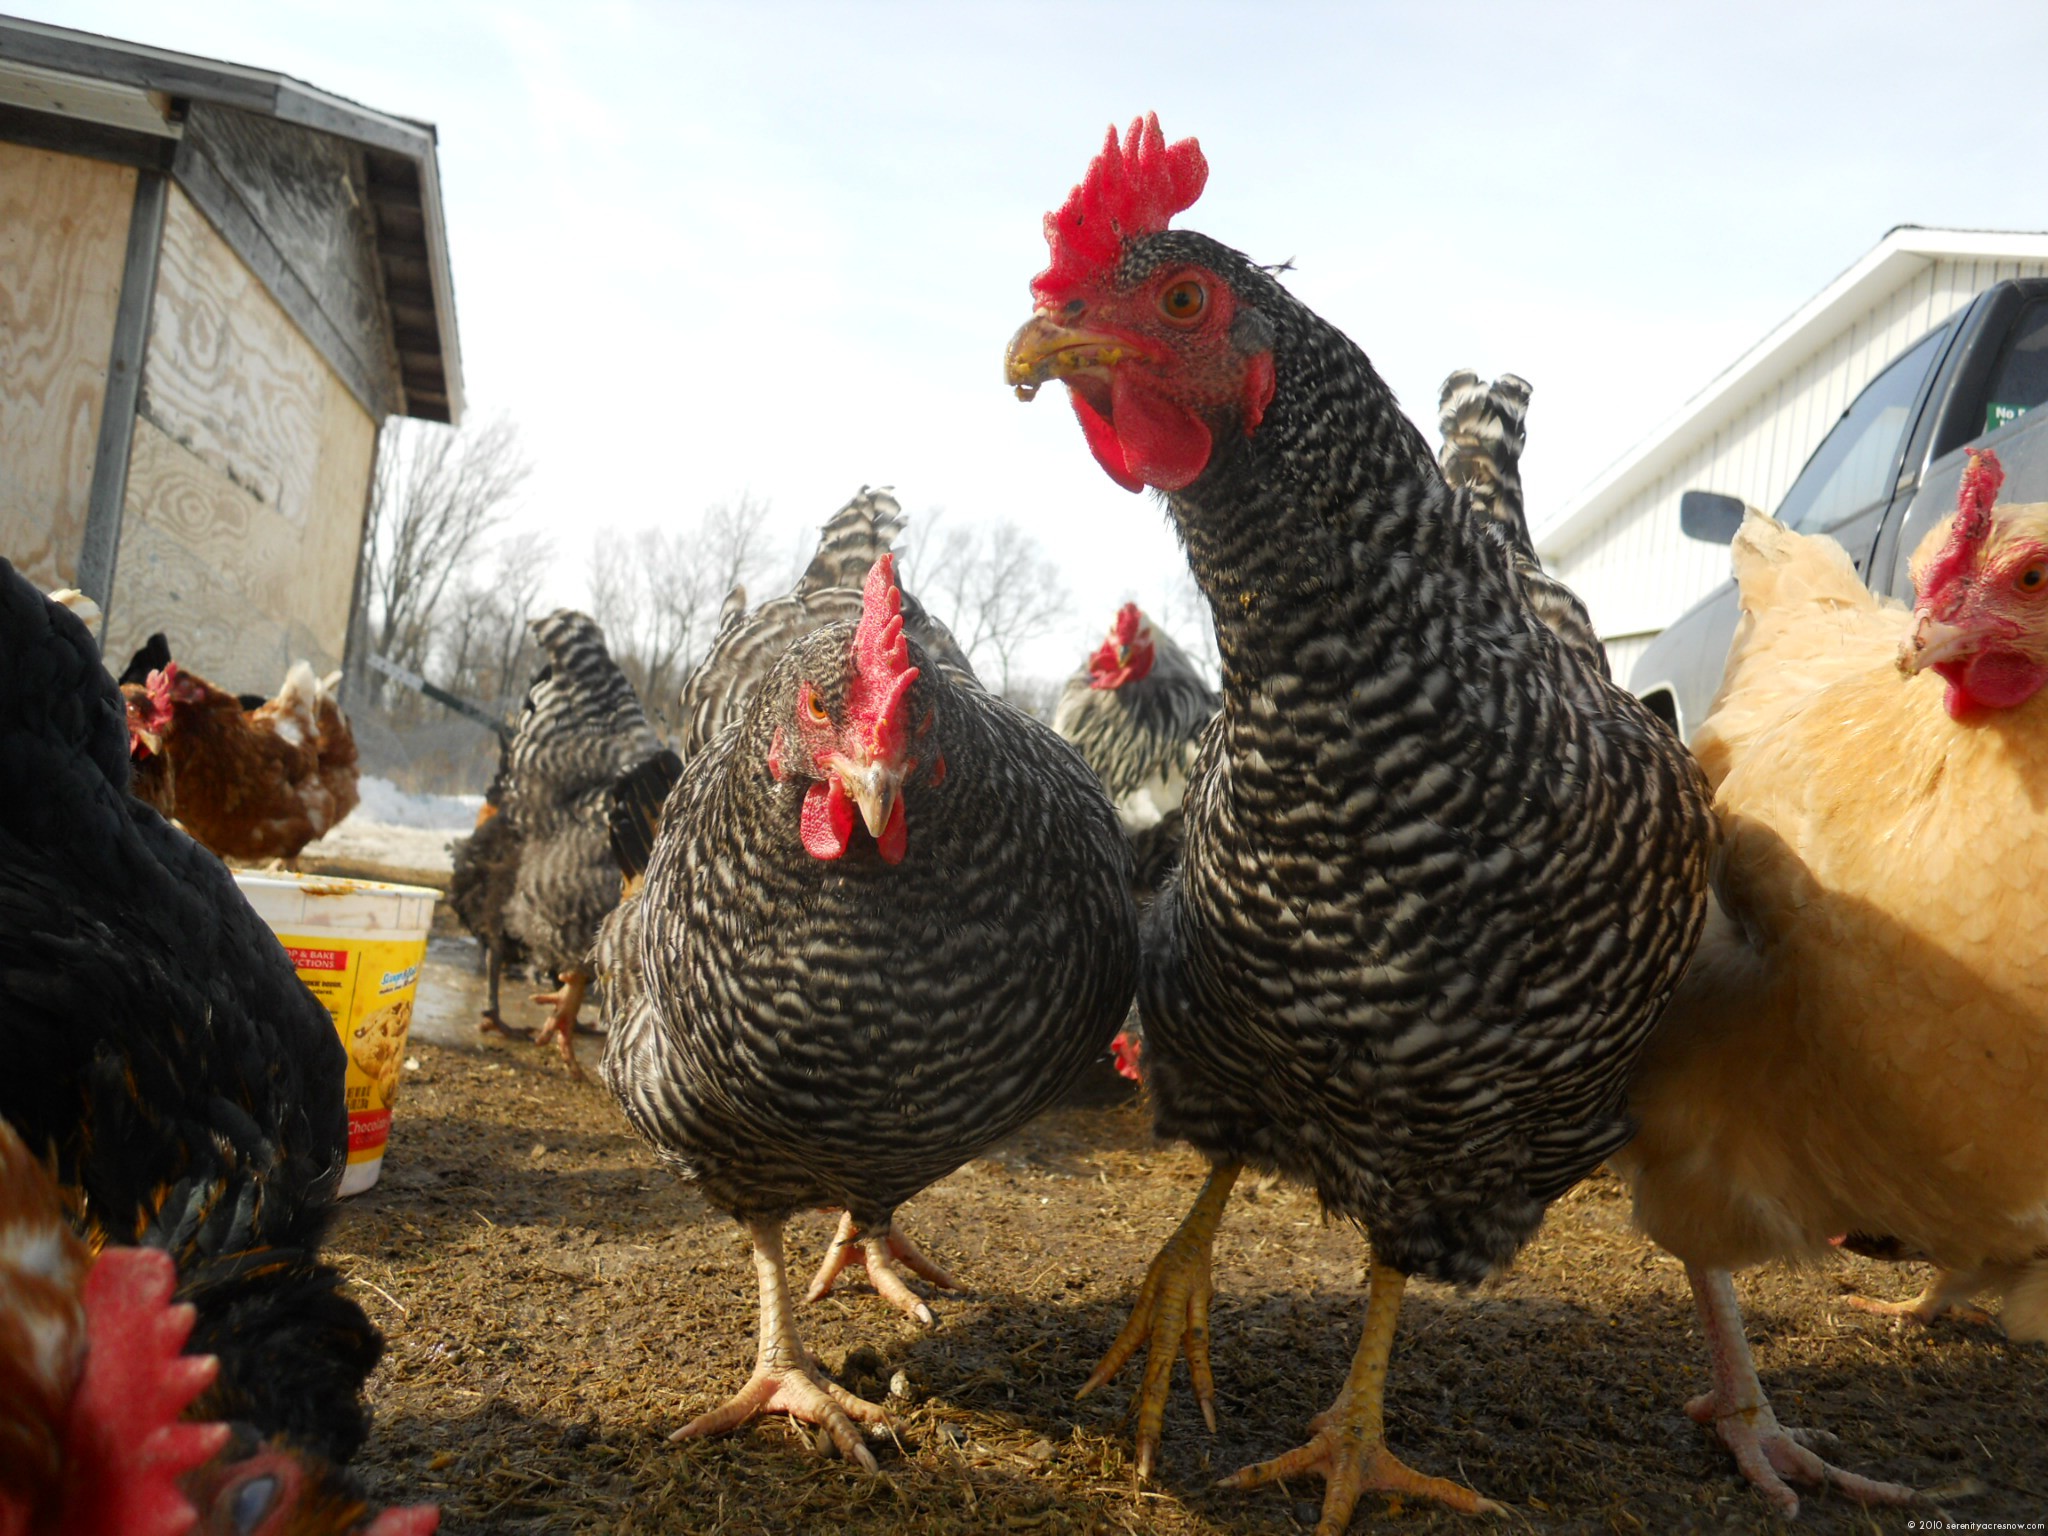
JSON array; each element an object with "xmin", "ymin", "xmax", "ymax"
[
  {"xmin": 296, "ymin": 776, "xmax": 483, "ymax": 876},
  {"xmin": 351, "ymin": 776, "xmax": 483, "ymax": 831}
]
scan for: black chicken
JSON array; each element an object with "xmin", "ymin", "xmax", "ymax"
[
  {"xmin": 445, "ymin": 735, "xmax": 527, "ymax": 1035},
  {"xmin": 0, "ymin": 561, "xmax": 434, "ymax": 1534},
  {"xmin": 1006, "ymin": 117, "xmax": 1713, "ymax": 1527},
  {"xmin": 598, "ymin": 556, "xmax": 1136, "ymax": 1467},
  {"xmin": 501, "ymin": 609, "xmax": 663, "ymax": 1074}
]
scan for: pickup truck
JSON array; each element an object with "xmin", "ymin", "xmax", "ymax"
[{"xmin": 1629, "ymin": 276, "xmax": 2048, "ymax": 739}]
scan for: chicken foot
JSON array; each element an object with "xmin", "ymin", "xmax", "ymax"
[
  {"xmin": 530, "ymin": 970, "xmax": 589, "ymax": 1077},
  {"xmin": 1685, "ymin": 1264, "xmax": 1926, "ymax": 1517},
  {"xmin": 673, "ymin": 1218, "xmax": 889, "ymax": 1470},
  {"xmin": 805, "ymin": 1211, "xmax": 957, "ymax": 1326},
  {"xmin": 1845, "ymin": 1264, "xmax": 1998, "ymax": 1330},
  {"xmin": 1078, "ymin": 1159, "xmax": 1239, "ymax": 1479},
  {"xmin": 1221, "ymin": 1258, "xmax": 1501, "ymax": 1530}
]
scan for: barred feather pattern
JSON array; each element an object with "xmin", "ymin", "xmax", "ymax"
[
  {"xmin": 602, "ymin": 626, "xmax": 1138, "ymax": 1229},
  {"xmin": 1437, "ymin": 369, "xmax": 1609, "ymax": 680},
  {"xmin": 1121, "ymin": 232, "xmax": 1714, "ymax": 1284},
  {"xmin": 502, "ymin": 611, "xmax": 663, "ymax": 978},
  {"xmin": 677, "ymin": 488, "xmax": 976, "ymax": 762}
]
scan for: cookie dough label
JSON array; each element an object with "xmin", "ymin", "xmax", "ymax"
[{"xmin": 280, "ymin": 934, "xmax": 423, "ymax": 1167}]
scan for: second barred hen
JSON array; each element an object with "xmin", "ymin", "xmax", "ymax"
[
  {"xmin": 600, "ymin": 557, "xmax": 1136, "ymax": 1466},
  {"xmin": 500, "ymin": 610, "xmax": 663, "ymax": 1073}
]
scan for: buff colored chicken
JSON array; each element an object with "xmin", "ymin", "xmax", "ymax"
[{"xmin": 1615, "ymin": 448, "xmax": 2048, "ymax": 1516}]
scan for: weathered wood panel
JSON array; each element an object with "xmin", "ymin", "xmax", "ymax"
[
  {"xmin": 141, "ymin": 182, "xmax": 330, "ymax": 526},
  {"xmin": 0, "ymin": 141, "xmax": 133, "ymax": 587},
  {"xmin": 105, "ymin": 188, "xmax": 378, "ymax": 688},
  {"xmin": 176, "ymin": 102, "xmax": 399, "ymax": 416}
]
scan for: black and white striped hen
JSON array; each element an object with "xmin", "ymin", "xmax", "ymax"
[
  {"xmin": 597, "ymin": 556, "xmax": 1136, "ymax": 1467},
  {"xmin": 1007, "ymin": 117, "xmax": 1713, "ymax": 1526},
  {"xmin": 501, "ymin": 610, "xmax": 663, "ymax": 1074},
  {"xmin": 1053, "ymin": 603, "xmax": 1217, "ymax": 1080}
]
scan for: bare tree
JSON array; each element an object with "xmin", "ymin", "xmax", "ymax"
[
  {"xmin": 588, "ymin": 495, "xmax": 774, "ymax": 731},
  {"xmin": 910, "ymin": 515, "xmax": 1072, "ymax": 695},
  {"xmin": 1155, "ymin": 565, "xmax": 1223, "ymax": 687},
  {"xmin": 362, "ymin": 415, "xmax": 531, "ymax": 680}
]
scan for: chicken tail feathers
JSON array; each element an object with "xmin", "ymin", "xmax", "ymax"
[
  {"xmin": 608, "ymin": 749, "xmax": 683, "ymax": 881},
  {"xmin": 797, "ymin": 486, "xmax": 908, "ymax": 598}
]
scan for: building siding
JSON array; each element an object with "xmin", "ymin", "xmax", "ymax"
[{"xmin": 1552, "ymin": 251, "xmax": 2048, "ymax": 658}]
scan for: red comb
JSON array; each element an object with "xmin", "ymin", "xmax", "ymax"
[
  {"xmin": 1920, "ymin": 448, "xmax": 2007, "ymax": 603},
  {"xmin": 850, "ymin": 557, "xmax": 919, "ymax": 762},
  {"xmin": 63, "ymin": 1247, "xmax": 227, "ymax": 1536},
  {"xmin": 1033, "ymin": 113, "xmax": 1208, "ymax": 304},
  {"xmin": 1111, "ymin": 603, "xmax": 1142, "ymax": 644}
]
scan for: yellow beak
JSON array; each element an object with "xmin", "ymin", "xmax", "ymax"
[
  {"xmin": 1898, "ymin": 612, "xmax": 1972, "ymax": 674},
  {"xmin": 835, "ymin": 756, "xmax": 904, "ymax": 839},
  {"xmin": 1004, "ymin": 311, "xmax": 1139, "ymax": 401}
]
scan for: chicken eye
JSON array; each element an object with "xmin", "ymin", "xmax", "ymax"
[
  {"xmin": 804, "ymin": 690, "xmax": 831, "ymax": 724},
  {"xmin": 2022, "ymin": 567, "xmax": 2045, "ymax": 592},
  {"xmin": 1159, "ymin": 278, "xmax": 1207, "ymax": 325},
  {"xmin": 228, "ymin": 1474, "xmax": 279, "ymax": 1533}
]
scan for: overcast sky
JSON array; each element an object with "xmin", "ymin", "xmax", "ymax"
[{"xmin": 26, "ymin": 0, "xmax": 2048, "ymax": 680}]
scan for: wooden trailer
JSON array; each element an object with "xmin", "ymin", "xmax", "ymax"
[{"xmin": 0, "ymin": 17, "xmax": 462, "ymax": 686}]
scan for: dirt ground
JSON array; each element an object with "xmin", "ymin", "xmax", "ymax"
[{"xmin": 324, "ymin": 931, "xmax": 2048, "ymax": 1536}]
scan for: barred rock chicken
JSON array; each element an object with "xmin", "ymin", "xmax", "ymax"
[
  {"xmin": 1053, "ymin": 603, "xmax": 1217, "ymax": 892},
  {"xmin": 1006, "ymin": 117, "xmax": 1713, "ymax": 1527},
  {"xmin": 1613, "ymin": 450, "xmax": 2048, "ymax": 1515},
  {"xmin": 501, "ymin": 610, "xmax": 663, "ymax": 1074},
  {"xmin": 599, "ymin": 557, "xmax": 1136, "ymax": 1465},
  {"xmin": 120, "ymin": 652, "xmax": 361, "ymax": 863},
  {"xmin": 445, "ymin": 738, "xmax": 527, "ymax": 1034},
  {"xmin": 0, "ymin": 562, "xmax": 435, "ymax": 1534},
  {"xmin": 1053, "ymin": 604, "xmax": 1218, "ymax": 1082},
  {"xmin": 1436, "ymin": 370, "xmax": 1609, "ymax": 678}
]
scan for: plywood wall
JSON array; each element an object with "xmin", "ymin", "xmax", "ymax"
[
  {"xmin": 106, "ymin": 182, "xmax": 376, "ymax": 689},
  {"xmin": 0, "ymin": 143, "xmax": 134, "ymax": 589}
]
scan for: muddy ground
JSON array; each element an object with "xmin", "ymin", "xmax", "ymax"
[{"xmin": 327, "ymin": 929, "xmax": 2047, "ymax": 1535}]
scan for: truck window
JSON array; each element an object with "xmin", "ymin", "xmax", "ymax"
[
  {"xmin": 1982, "ymin": 299, "xmax": 2048, "ymax": 435},
  {"xmin": 1776, "ymin": 326, "xmax": 1946, "ymax": 535}
]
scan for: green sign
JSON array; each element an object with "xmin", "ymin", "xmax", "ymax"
[{"xmin": 1987, "ymin": 401, "xmax": 2028, "ymax": 434}]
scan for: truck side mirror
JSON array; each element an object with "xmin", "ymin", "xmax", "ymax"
[{"xmin": 1680, "ymin": 490, "xmax": 1747, "ymax": 545}]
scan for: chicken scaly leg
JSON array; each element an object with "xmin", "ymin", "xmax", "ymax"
[
  {"xmin": 805, "ymin": 1211, "xmax": 958, "ymax": 1326},
  {"xmin": 1221, "ymin": 1258, "xmax": 1500, "ymax": 1530},
  {"xmin": 674, "ymin": 1218, "xmax": 890, "ymax": 1470},
  {"xmin": 1844, "ymin": 1266, "xmax": 1996, "ymax": 1330},
  {"xmin": 530, "ymin": 969, "xmax": 589, "ymax": 1077},
  {"xmin": 1079, "ymin": 1159, "xmax": 1238, "ymax": 1478},
  {"xmin": 1685, "ymin": 1264, "xmax": 1924, "ymax": 1517}
]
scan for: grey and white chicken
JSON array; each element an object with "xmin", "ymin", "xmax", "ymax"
[
  {"xmin": 501, "ymin": 610, "xmax": 663, "ymax": 1074},
  {"xmin": 1007, "ymin": 116, "xmax": 1713, "ymax": 1529},
  {"xmin": 597, "ymin": 556, "xmax": 1136, "ymax": 1467}
]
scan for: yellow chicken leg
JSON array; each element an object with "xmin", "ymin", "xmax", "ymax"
[
  {"xmin": 531, "ymin": 969, "xmax": 589, "ymax": 1078},
  {"xmin": 1079, "ymin": 1160, "xmax": 1238, "ymax": 1478},
  {"xmin": 1220, "ymin": 1258, "xmax": 1502, "ymax": 1530},
  {"xmin": 674, "ymin": 1218, "xmax": 890, "ymax": 1469},
  {"xmin": 1845, "ymin": 1267, "xmax": 1997, "ymax": 1330},
  {"xmin": 805, "ymin": 1211, "xmax": 957, "ymax": 1326}
]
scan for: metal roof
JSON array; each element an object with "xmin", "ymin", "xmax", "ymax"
[
  {"xmin": 0, "ymin": 13, "xmax": 463, "ymax": 423},
  {"xmin": 1534, "ymin": 226, "xmax": 2048, "ymax": 558}
]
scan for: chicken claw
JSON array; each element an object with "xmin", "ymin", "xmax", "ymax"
[
  {"xmin": 1687, "ymin": 1265, "xmax": 1927, "ymax": 1517},
  {"xmin": 676, "ymin": 1219, "xmax": 890, "ymax": 1471},
  {"xmin": 1220, "ymin": 1258, "xmax": 1501, "ymax": 1531},
  {"xmin": 1079, "ymin": 1160, "xmax": 1239, "ymax": 1478},
  {"xmin": 805, "ymin": 1211, "xmax": 957, "ymax": 1326},
  {"xmin": 1844, "ymin": 1270, "xmax": 1997, "ymax": 1331},
  {"xmin": 530, "ymin": 970, "xmax": 589, "ymax": 1078}
]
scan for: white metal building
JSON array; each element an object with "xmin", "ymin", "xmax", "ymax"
[{"xmin": 1534, "ymin": 227, "xmax": 2048, "ymax": 683}]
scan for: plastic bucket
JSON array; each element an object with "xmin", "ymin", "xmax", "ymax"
[{"xmin": 233, "ymin": 872, "xmax": 439, "ymax": 1196}]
